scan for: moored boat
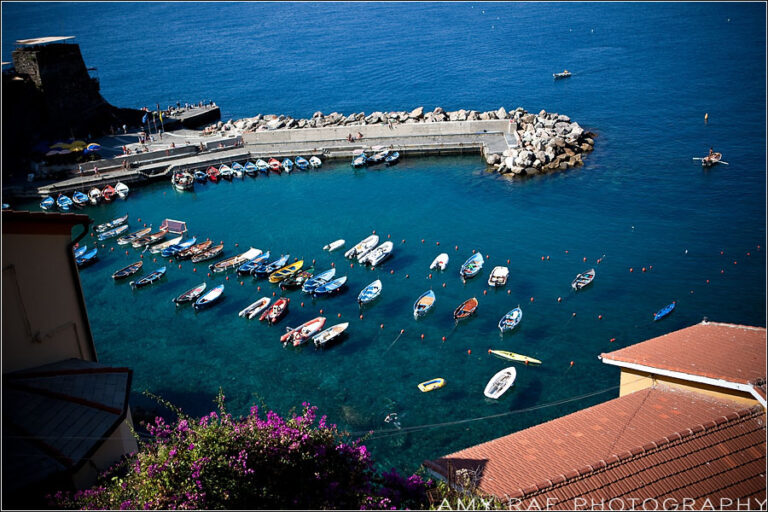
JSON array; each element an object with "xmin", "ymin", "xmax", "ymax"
[
  {"xmin": 171, "ymin": 172, "xmax": 195, "ymax": 191},
  {"xmin": 102, "ymin": 185, "xmax": 116, "ymax": 202},
  {"xmin": 88, "ymin": 187, "xmax": 102, "ymax": 205},
  {"xmin": 454, "ymin": 297, "xmax": 478, "ymax": 321},
  {"xmin": 294, "ymin": 156, "xmax": 309, "ymax": 170},
  {"xmin": 130, "ymin": 266, "xmax": 166, "ymax": 288},
  {"xmin": 231, "ymin": 162, "xmax": 245, "ymax": 178},
  {"xmin": 351, "ymin": 151, "xmax": 369, "ymax": 168},
  {"xmin": 117, "ymin": 227, "xmax": 151, "ymax": 245},
  {"xmin": 489, "ymin": 349, "xmax": 541, "ymax": 365},
  {"xmin": 112, "ymin": 261, "xmax": 143, "ymax": 280},
  {"xmin": 115, "ymin": 182, "xmax": 130, "ymax": 199},
  {"xmin": 238, "ymin": 297, "xmax": 271, "ymax": 319},
  {"xmin": 312, "ymin": 322, "xmax": 349, "ymax": 348},
  {"xmin": 161, "ymin": 237, "xmax": 198, "ymax": 258},
  {"xmin": 97, "ymin": 224, "xmax": 129, "ymax": 241},
  {"xmin": 281, "ymin": 158, "xmax": 294, "ymax": 173},
  {"xmin": 357, "ymin": 280, "xmax": 382, "ymax": 305},
  {"xmin": 268, "ymin": 158, "xmax": 281, "ymax": 173},
  {"xmin": 430, "ymin": 253, "xmax": 449, "ymax": 271},
  {"xmin": 280, "ymin": 266, "xmax": 314, "ymax": 290},
  {"xmin": 40, "ymin": 196, "xmax": 55, "ymax": 210},
  {"xmin": 498, "ymin": 307, "xmax": 522, "ymax": 333},
  {"xmin": 309, "ymin": 156, "xmax": 322, "ymax": 168},
  {"xmin": 76, "ymin": 247, "xmax": 98, "ymax": 268},
  {"xmin": 553, "ymin": 70, "xmax": 571, "ymax": 79},
  {"xmin": 210, "ymin": 247, "xmax": 262, "ymax": 273},
  {"xmin": 72, "ymin": 191, "xmax": 89, "ymax": 207},
  {"xmin": 191, "ymin": 243, "xmax": 224, "ymax": 263},
  {"xmin": 345, "ymin": 234, "xmax": 379, "ymax": 260},
  {"xmin": 173, "ymin": 282, "xmax": 207, "ymax": 306},
  {"xmin": 460, "ymin": 253, "xmax": 484, "ymax": 279},
  {"xmin": 132, "ymin": 229, "xmax": 168, "ymax": 248},
  {"xmin": 323, "ymin": 239, "xmax": 345, "ymax": 251},
  {"xmin": 571, "ymin": 268, "xmax": 595, "ymax": 291},
  {"xmin": 252, "ymin": 253, "xmax": 289, "ymax": 278},
  {"xmin": 368, "ymin": 148, "xmax": 389, "ymax": 165},
  {"xmin": 701, "ymin": 152, "xmax": 722, "ymax": 167},
  {"xmin": 244, "ymin": 161, "xmax": 258, "ymax": 176},
  {"xmin": 95, "ymin": 213, "xmax": 129, "ymax": 233},
  {"xmin": 313, "ymin": 275, "xmax": 347, "ymax": 296},
  {"xmin": 207, "ymin": 166, "xmax": 220, "ymax": 182},
  {"xmin": 73, "ymin": 244, "xmax": 88, "ymax": 258},
  {"xmin": 360, "ymin": 241, "xmax": 393, "ymax": 266},
  {"xmin": 417, "ymin": 378, "xmax": 445, "ymax": 392},
  {"xmin": 413, "ymin": 290, "xmax": 436, "ymax": 319},
  {"xmin": 488, "ymin": 266, "xmax": 509, "ymax": 287},
  {"xmin": 237, "ymin": 251, "xmax": 271, "ymax": 276},
  {"xmin": 483, "ymin": 367, "xmax": 517, "ymax": 399},
  {"xmin": 56, "ymin": 194, "xmax": 73, "ymax": 211},
  {"xmin": 194, "ymin": 170, "xmax": 208, "ymax": 183},
  {"xmin": 218, "ymin": 164, "xmax": 234, "ymax": 180},
  {"xmin": 653, "ymin": 301, "xmax": 676, "ymax": 321},
  {"xmin": 385, "ymin": 151, "xmax": 400, "ymax": 166},
  {"xmin": 256, "ymin": 159, "xmax": 269, "ymax": 174},
  {"xmin": 149, "ymin": 235, "xmax": 184, "ymax": 254},
  {"xmin": 268, "ymin": 260, "xmax": 304, "ymax": 283},
  {"xmin": 280, "ymin": 316, "xmax": 326, "ymax": 346},
  {"xmin": 177, "ymin": 240, "xmax": 213, "ymax": 259},
  {"xmin": 302, "ymin": 268, "xmax": 336, "ymax": 294},
  {"xmin": 260, "ymin": 297, "xmax": 289, "ymax": 324},
  {"xmin": 194, "ymin": 284, "xmax": 225, "ymax": 310}
]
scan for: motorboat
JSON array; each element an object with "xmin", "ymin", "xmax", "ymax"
[
  {"xmin": 553, "ymin": 70, "xmax": 572, "ymax": 79},
  {"xmin": 430, "ymin": 253, "xmax": 449, "ymax": 271},
  {"xmin": 238, "ymin": 297, "xmax": 271, "ymax": 319},
  {"xmin": 280, "ymin": 316, "xmax": 326, "ymax": 347},
  {"xmin": 488, "ymin": 266, "xmax": 509, "ymax": 287},
  {"xmin": 360, "ymin": 241, "xmax": 393, "ymax": 266},
  {"xmin": 345, "ymin": 234, "xmax": 379, "ymax": 260},
  {"xmin": 312, "ymin": 322, "xmax": 349, "ymax": 348},
  {"xmin": 323, "ymin": 239, "xmax": 345, "ymax": 251},
  {"xmin": 260, "ymin": 297, "xmax": 289, "ymax": 324},
  {"xmin": 171, "ymin": 172, "xmax": 194, "ymax": 191}
]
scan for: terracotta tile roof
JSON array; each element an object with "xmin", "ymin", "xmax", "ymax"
[
  {"xmin": 601, "ymin": 321, "xmax": 766, "ymax": 386},
  {"xmin": 424, "ymin": 386, "xmax": 766, "ymax": 508}
]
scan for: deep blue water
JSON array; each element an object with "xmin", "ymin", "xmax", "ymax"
[{"xmin": 4, "ymin": 2, "xmax": 766, "ymax": 474}]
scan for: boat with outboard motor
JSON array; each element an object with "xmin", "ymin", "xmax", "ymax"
[
  {"xmin": 280, "ymin": 316, "xmax": 326, "ymax": 346},
  {"xmin": 312, "ymin": 322, "xmax": 349, "ymax": 348},
  {"xmin": 345, "ymin": 234, "xmax": 379, "ymax": 260},
  {"xmin": 483, "ymin": 367, "xmax": 517, "ymax": 399},
  {"xmin": 302, "ymin": 268, "xmax": 336, "ymax": 294},
  {"xmin": 414, "ymin": 290, "xmax": 436, "ymax": 319},
  {"xmin": 112, "ymin": 261, "xmax": 143, "ymax": 280},
  {"xmin": 173, "ymin": 282, "xmax": 207, "ymax": 306}
]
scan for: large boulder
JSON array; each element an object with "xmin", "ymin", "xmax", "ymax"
[
  {"xmin": 521, "ymin": 113, "xmax": 535, "ymax": 124},
  {"xmin": 553, "ymin": 136, "xmax": 566, "ymax": 148},
  {"xmin": 433, "ymin": 106, "xmax": 445, "ymax": 115},
  {"xmin": 409, "ymin": 106, "xmax": 424, "ymax": 119},
  {"xmin": 557, "ymin": 114, "xmax": 571, "ymax": 123},
  {"xmin": 515, "ymin": 150, "xmax": 534, "ymax": 167},
  {"xmin": 478, "ymin": 111, "xmax": 490, "ymax": 120},
  {"xmin": 447, "ymin": 111, "xmax": 459, "ymax": 121},
  {"xmin": 285, "ymin": 118, "xmax": 297, "ymax": 129},
  {"xmin": 456, "ymin": 109, "xmax": 468, "ymax": 121},
  {"xmin": 312, "ymin": 111, "xmax": 324, "ymax": 119},
  {"xmin": 468, "ymin": 110, "xmax": 479, "ymax": 120},
  {"xmin": 525, "ymin": 166, "xmax": 539, "ymax": 176},
  {"xmin": 538, "ymin": 109, "xmax": 547, "ymax": 118},
  {"xmin": 505, "ymin": 156, "xmax": 517, "ymax": 169},
  {"xmin": 535, "ymin": 150, "xmax": 548, "ymax": 164},
  {"xmin": 554, "ymin": 122, "xmax": 571, "ymax": 136},
  {"xmin": 267, "ymin": 118, "xmax": 284, "ymax": 130},
  {"xmin": 297, "ymin": 119, "xmax": 307, "ymax": 128},
  {"xmin": 497, "ymin": 106, "xmax": 508, "ymax": 119},
  {"xmin": 486, "ymin": 153, "xmax": 501, "ymax": 165}
]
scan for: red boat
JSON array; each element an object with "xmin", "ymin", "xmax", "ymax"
[
  {"xmin": 207, "ymin": 166, "xmax": 220, "ymax": 183},
  {"xmin": 260, "ymin": 297, "xmax": 290, "ymax": 324},
  {"xmin": 280, "ymin": 316, "xmax": 326, "ymax": 346},
  {"xmin": 102, "ymin": 185, "xmax": 116, "ymax": 202},
  {"xmin": 268, "ymin": 158, "xmax": 281, "ymax": 173}
]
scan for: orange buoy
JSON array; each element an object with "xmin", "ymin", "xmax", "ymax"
[
  {"xmin": 126, "ymin": 250, "xmax": 129, "ymax": 255},
  {"xmin": 642, "ymin": 267, "xmax": 646, "ymax": 272},
  {"xmin": 525, "ymin": 360, "xmax": 529, "ymax": 365},
  {"xmin": 442, "ymin": 283, "xmax": 446, "ymax": 287},
  {"xmin": 331, "ymin": 262, "xmax": 335, "ymax": 267},
  {"xmin": 507, "ymin": 259, "xmax": 510, "ymax": 264},
  {"xmin": 598, "ymin": 314, "xmax": 603, "ymax": 319},
  {"xmin": 570, "ymin": 361, "xmax": 574, "ymax": 367},
  {"xmin": 421, "ymin": 239, "xmax": 425, "ymax": 244},
  {"xmin": 530, "ymin": 297, "xmax": 534, "ymax": 302},
  {"xmin": 747, "ymin": 252, "xmax": 751, "ymax": 256},
  {"xmin": 300, "ymin": 302, "xmax": 304, "ymax": 307},
  {"xmin": 706, "ymin": 279, "xmax": 710, "ymax": 284},
  {"xmin": 350, "ymin": 263, "xmax": 354, "ymax": 268},
  {"xmin": 390, "ymin": 269, "xmax": 394, "ymax": 274},
  {"xmin": 649, "ymin": 265, "xmax": 653, "ymax": 270},
  {"xmin": 240, "ymin": 281, "xmax": 244, "ymax": 286},
  {"xmin": 153, "ymin": 258, "xmax": 156, "ymax": 262},
  {"xmin": 387, "ymin": 234, "xmax": 391, "ymax": 239},
  {"xmin": 583, "ymin": 257, "xmax": 587, "ymax": 262},
  {"xmin": 140, "ymin": 254, "xmax": 144, "ymax": 259},
  {"xmin": 467, "ymin": 349, "xmax": 471, "ymax": 355},
  {"xmin": 472, "ymin": 249, "xmax": 476, "ymax": 254},
  {"xmin": 420, "ymin": 333, "xmax": 424, "ymax": 339},
  {"xmin": 720, "ymin": 270, "xmax": 724, "ymax": 274},
  {"xmin": 226, "ymin": 276, "xmax": 230, "ymax": 281},
  {"xmin": 507, "ymin": 290, "xmax": 511, "ymax": 294},
  {"xmin": 257, "ymin": 286, "xmax": 261, "ymax": 291},
  {"xmin": 193, "ymin": 268, "xmax": 197, "ymax": 272},
  {"xmin": 235, "ymin": 243, "xmax": 239, "ymax": 247},
  {"xmin": 359, "ymin": 314, "xmax": 363, "ymax": 319},
  {"xmin": 629, "ymin": 268, "xmax": 634, "ymax": 272},
  {"xmin": 483, "ymin": 290, "xmax": 487, "ymax": 295},
  {"xmin": 401, "ymin": 239, "xmax": 406, "ymax": 244},
  {"xmin": 455, "ymin": 245, "xmax": 459, "ymax": 251},
  {"xmin": 720, "ymin": 251, "xmax": 724, "ymax": 255},
  {"xmin": 319, "ymin": 309, "xmax": 324, "ymax": 314},
  {"xmin": 337, "ymin": 313, "xmax": 342, "ymax": 318},
  {"xmin": 610, "ymin": 338, "xmax": 616, "ymax": 342},
  {"xmin": 541, "ymin": 256, "xmax": 545, "ymax": 261},
  {"xmin": 178, "ymin": 264, "xmax": 182, "ymax": 269},
  {"xmin": 381, "ymin": 324, "xmax": 384, "ymax": 329},
  {"xmin": 488, "ymin": 349, "xmax": 492, "ymax": 354},
  {"xmin": 734, "ymin": 261, "xmax": 738, "ymax": 265},
  {"xmin": 400, "ymin": 329, "xmax": 404, "ymax": 334},
  {"xmin": 372, "ymin": 230, "xmax": 376, "ymax": 234},
  {"xmin": 110, "ymin": 247, "xmax": 114, "ymax": 252},
  {"xmin": 442, "ymin": 336, "xmax": 446, "ymax": 341},
  {"xmin": 428, "ymin": 273, "xmax": 432, "ymax": 279},
  {"xmin": 137, "ymin": 218, "xmax": 141, "ymax": 222},
  {"xmin": 565, "ymin": 250, "xmax": 569, "ymax": 253},
  {"xmin": 90, "ymin": 233, "xmax": 94, "ymax": 237},
  {"xmin": 312, "ymin": 259, "xmax": 316, "ymax": 264},
  {"xmin": 406, "ymin": 274, "xmax": 410, "ymax": 279},
  {"xmin": 572, "ymin": 312, "xmax": 576, "ymax": 317},
  {"xmin": 220, "ymin": 241, "xmax": 223, "ymax": 245},
  {"xmin": 436, "ymin": 241, "xmax": 440, "ymax": 246}
]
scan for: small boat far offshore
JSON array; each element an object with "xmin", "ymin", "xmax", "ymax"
[
  {"xmin": 571, "ymin": 268, "xmax": 595, "ymax": 291},
  {"xmin": 653, "ymin": 301, "xmax": 676, "ymax": 321}
]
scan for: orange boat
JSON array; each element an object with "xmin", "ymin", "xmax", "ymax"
[
  {"xmin": 454, "ymin": 297, "xmax": 478, "ymax": 321},
  {"xmin": 102, "ymin": 184, "xmax": 116, "ymax": 202},
  {"xmin": 260, "ymin": 297, "xmax": 290, "ymax": 324}
]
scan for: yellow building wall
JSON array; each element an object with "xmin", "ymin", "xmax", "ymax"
[{"xmin": 619, "ymin": 368, "xmax": 758, "ymax": 406}]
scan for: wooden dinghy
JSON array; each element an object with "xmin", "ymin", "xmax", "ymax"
[
  {"xmin": 117, "ymin": 227, "xmax": 151, "ymax": 245},
  {"xmin": 483, "ymin": 367, "xmax": 517, "ymax": 399},
  {"xmin": 130, "ymin": 266, "xmax": 166, "ymax": 288},
  {"xmin": 454, "ymin": 297, "xmax": 478, "ymax": 321},
  {"xmin": 112, "ymin": 261, "xmax": 142, "ymax": 280},
  {"xmin": 173, "ymin": 282, "xmax": 207, "ymax": 306},
  {"xmin": 149, "ymin": 235, "xmax": 184, "ymax": 254},
  {"xmin": 313, "ymin": 322, "xmax": 349, "ymax": 348},
  {"xmin": 210, "ymin": 247, "xmax": 262, "ymax": 273},
  {"xmin": 413, "ymin": 290, "xmax": 436, "ymax": 319},
  {"xmin": 571, "ymin": 268, "xmax": 595, "ymax": 291},
  {"xmin": 131, "ymin": 229, "xmax": 168, "ymax": 248},
  {"xmin": 653, "ymin": 301, "xmax": 676, "ymax": 321}
]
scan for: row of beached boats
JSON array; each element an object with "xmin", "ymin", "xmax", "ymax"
[
  {"xmin": 351, "ymin": 147, "xmax": 400, "ymax": 168},
  {"xmin": 171, "ymin": 156, "xmax": 322, "ymax": 191},
  {"xmin": 40, "ymin": 182, "xmax": 130, "ymax": 211}
]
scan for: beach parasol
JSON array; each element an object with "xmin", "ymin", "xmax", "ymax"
[{"xmin": 86, "ymin": 143, "xmax": 101, "ymax": 151}]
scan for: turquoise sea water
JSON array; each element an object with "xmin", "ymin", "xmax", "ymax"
[{"xmin": 5, "ymin": 2, "xmax": 766, "ymax": 473}]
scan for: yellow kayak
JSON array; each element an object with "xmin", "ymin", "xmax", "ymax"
[
  {"xmin": 489, "ymin": 349, "xmax": 542, "ymax": 365},
  {"xmin": 268, "ymin": 260, "xmax": 304, "ymax": 283},
  {"xmin": 418, "ymin": 378, "xmax": 446, "ymax": 392}
]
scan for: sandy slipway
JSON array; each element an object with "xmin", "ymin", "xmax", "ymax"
[{"xmin": 208, "ymin": 106, "xmax": 596, "ymax": 177}]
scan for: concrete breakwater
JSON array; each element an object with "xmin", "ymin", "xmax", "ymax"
[{"xmin": 207, "ymin": 106, "xmax": 595, "ymax": 177}]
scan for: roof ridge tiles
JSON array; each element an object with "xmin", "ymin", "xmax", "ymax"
[
  {"xmin": 505, "ymin": 404, "xmax": 764, "ymax": 500},
  {"xmin": 701, "ymin": 320, "xmax": 766, "ymax": 331}
]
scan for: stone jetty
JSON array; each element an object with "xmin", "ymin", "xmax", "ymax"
[{"xmin": 204, "ymin": 106, "xmax": 595, "ymax": 177}]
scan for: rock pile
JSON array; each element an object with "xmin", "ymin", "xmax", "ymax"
[{"xmin": 203, "ymin": 106, "xmax": 594, "ymax": 175}]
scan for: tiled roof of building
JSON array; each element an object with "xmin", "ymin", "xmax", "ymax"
[
  {"xmin": 424, "ymin": 386, "xmax": 766, "ymax": 508},
  {"xmin": 2, "ymin": 358, "xmax": 132, "ymax": 492},
  {"xmin": 600, "ymin": 321, "xmax": 766, "ymax": 386}
]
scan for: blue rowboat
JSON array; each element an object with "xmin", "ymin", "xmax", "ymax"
[
  {"xmin": 498, "ymin": 307, "xmax": 522, "ymax": 333},
  {"xmin": 98, "ymin": 224, "xmax": 129, "ymax": 241},
  {"xmin": 252, "ymin": 254, "xmax": 289, "ymax": 278},
  {"xmin": 194, "ymin": 170, "xmax": 208, "ymax": 183},
  {"xmin": 351, "ymin": 153, "xmax": 368, "ymax": 168},
  {"xmin": 256, "ymin": 159, "xmax": 269, "ymax": 174},
  {"xmin": 112, "ymin": 261, "xmax": 143, "ymax": 280},
  {"xmin": 194, "ymin": 284, "xmax": 225, "ymax": 310},
  {"xmin": 237, "ymin": 251, "xmax": 271, "ymax": 276},
  {"xmin": 95, "ymin": 213, "xmax": 129, "ymax": 233},
  {"xmin": 294, "ymin": 156, "xmax": 309, "ymax": 170},
  {"xmin": 357, "ymin": 280, "xmax": 382, "ymax": 305},
  {"xmin": 73, "ymin": 244, "xmax": 88, "ymax": 258},
  {"xmin": 56, "ymin": 194, "xmax": 73, "ymax": 211},
  {"xmin": 218, "ymin": 164, "xmax": 234, "ymax": 180},
  {"xmin": 76, "ymin": 247, "xmax": 98, "ymax": 268},
  {"xmin": 40, "ymin": 196, "xmax": 55, "ymax": 210},
  {"xmin": 161, "ymin": 237, "xmax": 198, "ymax": 258},
  {"xmin": 72, "ymin": 191, "xmax": 89, "ymax": 207},
  {"xmin": 368, "ymin": 149, "xmax": 389, "ymax": 165},
  {"xmin": 313, "ymin": 275, "xmax": 347, "ymax": 296},
  {"xmin": 460, "ymin": 253, "xmax": 484, "ymax": 279},
  {"xmin": 413, "ymin": 290, "xmax": 436, "ymax": 319},
  {"xmin": 130, "ymin": 266, "xmax": 166, "ymax": 288},
  {"xmin": 653, "ymin": 301, "xmax": 676, "ymax": 321},
  {"xmin": 385, "ymin": 151, "xmax": 400, "ymax": 166},
  {"xmin": 282, "ymin": 158, "xmax": 294, "ymax": 172},
  {"xmin": 302, "ymin": 268, "xmax": 336, "ymax": 294},
  {"xmin": 231, "ymin": 162, "xmax": 245, "ymax": 178},
  {"xmin": 244, "ymin": 161, "xmax": 258, "ymax": 176}
]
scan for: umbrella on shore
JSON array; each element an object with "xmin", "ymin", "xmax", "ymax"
[{"xmin": 86, "ymin": 143, "xmax": 101, "ymax": 151}]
